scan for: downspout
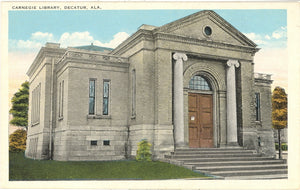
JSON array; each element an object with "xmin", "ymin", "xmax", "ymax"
[{"xmin": 49, "ymin": 57, "xmax": 55, "ymax": 160}]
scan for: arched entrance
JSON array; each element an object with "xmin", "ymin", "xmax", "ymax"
[{"xmin": 188, "ymin": 75, "xmax": 213, "ymax": 148}]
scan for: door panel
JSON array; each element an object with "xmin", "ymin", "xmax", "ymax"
[
  {"xmin": 188, "ymin": 93, "xmax": 213, "ymax": 148},
  {"xmin": 189, "ymin": 126, "xmax": 199, "ymax": 148}
]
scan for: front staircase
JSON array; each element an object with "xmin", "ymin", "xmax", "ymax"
[{"xmin": 165, "ymin": 147, "xmax": 287, "ymax": 179}]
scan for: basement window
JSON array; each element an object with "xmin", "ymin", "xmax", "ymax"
[
  {"xmin": 91, "ymin": 140, "xmax": 97, "ymax": 146},
  {"xmin": 103, "ymin": 140, "xmax": 110, "ymax": 146}
]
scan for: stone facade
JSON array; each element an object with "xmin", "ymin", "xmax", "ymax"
[{"xmin": 25, "ymin": 10, "xmax": 276, "ymax": 161}]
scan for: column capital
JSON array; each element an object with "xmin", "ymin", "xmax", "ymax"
[
  {"xmin": 227, "ymin": 59, "xmax": 240, "ymax": 68},
  {"xmin": 173, "ymin": 52, "xmax": 188, "ymax": 62}
]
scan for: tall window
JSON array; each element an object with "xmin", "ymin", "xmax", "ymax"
[
  {"xmin": 61, "ymin": 80, "xmax": 64, "ymax": 117},
  {"xmin": 132, "ymin": 70, "xmax": 136, "ymax": 116},
  {"xmin": 58, "ymin": 80, "xmax": 64, "ymax": 118},
  {"xmin": 103, "ymin": 80, "xmax": 110, "ymax": 115},
  {"xmin": 89, "ymin": 79, "xmax": 95, "ymax": 115},
  {"xmin": 31, "ymin": 83, "xmax": 41, "ymax": 125},
  {"xmin": 255, "ymin": 93, "xmax": 261, "ymax": 121},
  {"xmin": 189, "ymin": 75, "xmax": 211, "ymax": 91}
]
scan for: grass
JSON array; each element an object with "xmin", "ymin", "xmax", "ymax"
[{"xmin": 9, "ymin": 152, "xmax": 209, "ymax": 180}]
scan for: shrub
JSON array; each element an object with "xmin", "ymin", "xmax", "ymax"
[
  {"xmin": 275, "ymin": 143, "xmax": 288, "ymax": 151},
  {"xmin": 9, "ymin": 129, "xmax": 27, "ymax": 152},
  {"xmin": 136, "ymin": 139, "xmax": 152, "ymax": 161}
]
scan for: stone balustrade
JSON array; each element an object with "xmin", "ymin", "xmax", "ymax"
[
  {"xmin": 57, "ymin": 48, "xmax": 129, "ymax": 65},
  {"xmin": 254, "ymin": 73, "xmax": 272, "ymax": 80}
]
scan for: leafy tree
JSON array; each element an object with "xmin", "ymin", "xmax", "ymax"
[
  {"xmin": 10, "ymin": 81, "xmax": 29, "ymax": 129},
  {"xmin": 136, "ymin": 139, "xmax": 152, "ymax": 161},
  {"xmin": 9, "ymin": 129, "xmax": 27, "ymax": 152},
  {"xmin": 272, "ymin": 86, "xmax": 287, "ymax": 159}
]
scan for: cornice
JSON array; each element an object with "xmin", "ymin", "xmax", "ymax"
[
  {"xmin": 254, "ymin": 78, "xmax": 273, "ymax": 85},
  {"xmin": 111, "ymin": 10, "xmax": 259, "ymax": 57},
  {"xmin": 155, "ymin": 10, "xmax": 257, "ymax": 47},
  {"xmin": 153, "ymin": 32, "xmax": 259, "ymax": 55},
  {"xmin": 56, "ymin": 48, "xmax": 129, "ymax": 74},
  {"xmin": 254, "ymin": 73, "xmax": 273, "ymax": 85},
  {"xmin": 111, "ymin": 29, "xmax": 154, "ymax": 56},
  {"xmin": 26, "ymin": 47, "xmax": 66, "ymax": 77}
]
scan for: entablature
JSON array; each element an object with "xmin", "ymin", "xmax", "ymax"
[
  {"xmin": 56, "ymin": 48, "xmax": 129, "ymax": 74},
  {"xmin": 254, "ymin": 73, "xmax": 273, "ymax": 85},
  {"xmin": 153, "ymin": 32, "xmax": 259, "ymax": 56},
  {"xmin": 26, "ymin": 46, "xmax": 66, "ymax": 77}
]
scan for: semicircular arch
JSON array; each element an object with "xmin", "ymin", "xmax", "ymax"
[{"xmin": 183, "ymin": 63, "xmax": 225, "ymax": 91}]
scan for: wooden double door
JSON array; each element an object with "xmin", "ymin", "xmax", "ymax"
[{"xmin": 188, "ymin": 93, "xmax": 213, "ymax": 148}]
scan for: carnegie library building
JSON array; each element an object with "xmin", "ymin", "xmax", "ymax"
[{"xmin": 25, "ymin": 10, "xmax": 276, "ymax": 161}]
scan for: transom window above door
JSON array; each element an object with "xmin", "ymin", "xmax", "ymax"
[{"xmin": 189, "ymin": 75, "xmax": 211, "ymax": 91}]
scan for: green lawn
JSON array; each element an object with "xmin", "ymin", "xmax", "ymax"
[{"xmin": 9, "ymin": 152, "xmax": 209, "ymax": 180}]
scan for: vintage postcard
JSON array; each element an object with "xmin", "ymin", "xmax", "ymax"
[{"xmin": 1, "ymin": 1, "xmax": 299, "ymax": 189}]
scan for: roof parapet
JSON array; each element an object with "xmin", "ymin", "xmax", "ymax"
[
  {"xmin": 45, "ymin": 42, "xmax": 60, "ymax": 48},
  {"xmin": 138, "ymin": 24, "xmax": 157, "ymax": 31},
  {"xmin": 57, "ymin": 48, "xmax": 129, "ymax": 65},
  {"xmin": 254, "ymin": 73, "xmax": 272, "ymax": 80}
]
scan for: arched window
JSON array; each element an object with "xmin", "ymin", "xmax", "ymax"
[{"xmin": 189, "ymin": 75, "xmax": 211, "ymax": 91}]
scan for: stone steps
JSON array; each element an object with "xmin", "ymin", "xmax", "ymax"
[
  {"xmin": 165, "ymin": 148, "xmax": 288, "ymax": 179},
  {"xmin": 185, "ymin": 159, "xmax": 286, "ymax": 166},
  {"xmin": 204, "ymin": 168, "xmax": 287, "ymax": 177},
  {"xmin": 173, "ymin": 150, "xmax": 256, "ymax": 154},
  {"xmin": 167, "ymin": 156, "xmax": 274, "ymax": 162},
  {"xmin": 225, "ymin": 174, "xmax": 288, "ymax": 180},
  {"xmin": 167, "ymin": 153, "xmax": 258, "ymax": 158},
  {"xmin": 195, "ymin": 164, "xmax": 287, "ymax": 171}
]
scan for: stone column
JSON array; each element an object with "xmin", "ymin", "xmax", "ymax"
[
  {"xmin": 173, "ymin": 53, "xmax": 188, "ymax": 147},
  {"xmin": 226, "ymin": 59, "xmax": 239, "ymax": 146}
]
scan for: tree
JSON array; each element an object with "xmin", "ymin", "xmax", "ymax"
[
  {"xmin": 272, "ymin": 86, "xmax": 287, "ymax": 159},
  {"xmin": 9, "ymin": 129, "xmax": 27, "ymax": 152},
  {"xmin": 136, "ymin": 139, "xmax": 152, "ymax": 161},
  {"xmin": 10, "ymin": 81, "xmax": 29, "ymax": 129}
]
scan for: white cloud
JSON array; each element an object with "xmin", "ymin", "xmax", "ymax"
[
  {"xmin": 9, "ymin": 32, "xmax": 55, "ymax": 52},
  {"xmin": 9, "ymin": 31, "xmax": 130, "ymax": 53},
  {"xmin": 57, "ymin": 31, "xmax": 129, "ymax": 48},
  {"xmin": 265, "ymin": 35, "xmax": 271, "ymax": 40},
  {"xmin": 243, "ymin": 26, "xmax": 287, "ymax": 49},
  {"xmin": 272, "ymin": 33, "xmax": 281, "ymax": 39},
  {"xmin": 58, "ymin": 31, "xmax": 94, "ymax": 47},
  {"xmin": 31, "ymin": 32, "xmax": 54, "ymax": 41},
  {"xmin": 9, "ymin": 39, "xmax": 43, "ymax": 52},
  {"xmin": 243, "ymin": 32, "xmax": 267, "ymax": 45},
  {"xmin": 94, "ymin": 32, "xmax": 129, "ymax": 48},
  {"xmin": 272, "ymin": 26, "xmax": 287, "ymax": 40},
  {"xmin": 244, "ymin": 32, "xmax": 257, "ymax": 40}
]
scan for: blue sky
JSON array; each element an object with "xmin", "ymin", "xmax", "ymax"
[
  {"xmin": 9, "ymin": 9, "xmax": 287, "ymax": 51},
  {"xmin": 8, "ymin": 9, "xmax": 288, "ymax": 98}
]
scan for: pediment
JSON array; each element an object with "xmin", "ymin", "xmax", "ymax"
[{"xmin": 155, "ymin": 10, "xmax": 256, "ymax": 47}]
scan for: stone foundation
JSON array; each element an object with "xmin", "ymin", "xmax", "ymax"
[{"xmin": 52, "ymin": 126, "xmax": 128, "ymax": 161}]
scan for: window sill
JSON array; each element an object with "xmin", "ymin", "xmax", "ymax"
[
  {"xmin": 87, "ymin": 114, "xmax": 111, "ymax": 119},
  {"xmin": 58, "ymin": 116, "xmax": 64, "ymax": 121},
  {"xmin": 31, "ymin": 122, "xmax": 39, "ymax": 127},
  {"xmin": 255, "ymin": 121, "xmax": 262, "ymax": 126}
]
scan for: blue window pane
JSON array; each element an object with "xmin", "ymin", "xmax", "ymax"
[
  {"xmin": 89, "ymin": 97, "xmax": 95, "ymax": 114},
  {"xmin": 103, "ymin": 98, "xmax": 108, "ymax": 115},
  {"xmin": 89, "ymin": 80, "xmax": 95, "ymax": 114},
  {"xmin": 189, "ymin": 75, "xmax": 211, "ymax": 91},
  {"xmin": 89, "ymin": 80, "xmax": 95, "ymax": 97},
  {"xmin": 103, "ymin": 82, "xmax": 109, "ymax": 98}
]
